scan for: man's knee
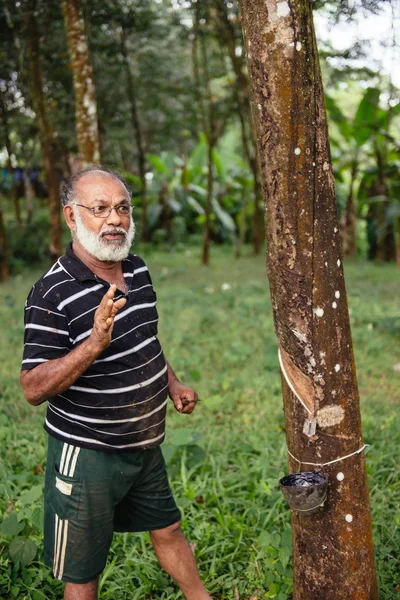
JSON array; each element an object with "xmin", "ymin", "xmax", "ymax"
[{"xmin": 150, "ymin": 519, "xmax": 182, "ymax": 543}]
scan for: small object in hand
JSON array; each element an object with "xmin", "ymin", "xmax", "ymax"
[{"xmin": 182, "ymin": 398, "xmax": 201, "ymax": 407}]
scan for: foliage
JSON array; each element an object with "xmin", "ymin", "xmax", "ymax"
[{"xmin": 0, "ymin": 249, "xmax": 399, "ymax": 598}]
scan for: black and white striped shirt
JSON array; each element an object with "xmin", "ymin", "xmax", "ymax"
[{"xmin": 21, "ymin": 242, "xmax": 169, "ymax": 452}]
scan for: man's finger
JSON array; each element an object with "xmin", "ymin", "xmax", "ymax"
[
  {"xmin": 97, "ymin": 285, "xmax": 116, "ymax": 314},
  {"xmin": 103, "ymin": 298, "xmax": 114, "ymax": 320},
  {"xmin": 113, "ymin": 297, "xmax": 127, "ymax": 313},
  {"xmin": 174, "ymin": 399, "xmax": 183, "ymax": 412}
]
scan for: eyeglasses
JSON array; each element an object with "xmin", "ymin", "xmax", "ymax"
[{"xmin": 74, "ymin": 203, "xmax": 134, "ymax": 218}]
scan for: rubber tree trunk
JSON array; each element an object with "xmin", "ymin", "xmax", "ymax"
[
  {"xmin": 212, "ymin": 0, "xmax": 262, "ymax": 255},
  {"xmin": 397, "ymin": 217, "xmax": 400, "ymax": 268},
  {"xmin": 0, "ymin": 97, "xmax": 22, "ymax": 231},
  {"xmin": 63, "ymin": 0, "xmax": 101, "ymax": 164},
  {"xmin": 202, "ymin": 141, "xmax": 214, "ymax": 266},
  {"xmin": 24, "ymin": 169, "xmax": 34, "ymax": 226},
  {"xmin": 239, "ymin": 1, "xmax": 378, "ymax": 599},
  {"xmin": 120, "ymin": 26, "xmax": 148, "ymax": 242},
  {"xmin": 23, "ymin": 0, "xmax": 62, "ymax": 260},
  {"xmin": 374, "ymin": 145, "xmax": 395, "ymax": 262},
  {"xmin": 0, "ymin": 201, "xmax": 9, "ymax": 281},
  {"xmin": 341, "ymin": 160, "xmax": 357, "ymax": 257}
]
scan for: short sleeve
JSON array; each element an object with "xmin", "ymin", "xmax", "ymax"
[{"xmin": 21, "ymin": 289, "xmax": 71, "ymax": 371}]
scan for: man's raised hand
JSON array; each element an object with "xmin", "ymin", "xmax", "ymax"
[{"xmin": 89, "ymin": 284, "xmax": 127, "ymax": 352}]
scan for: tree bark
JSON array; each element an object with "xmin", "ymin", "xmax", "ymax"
[
  {"xmin": 341, "ymin": 160, "xmax": 357, "ymax": 257},
  {"xmin": 120, "ymin": 26, "xmax": 148, "ymax": 242},
  {"xmin": 0, "ymin": 200, "xmax": 9, "ymax": 281},
  {"xmin": 397, "ymin": 216, "xmax": 400, "ymax": 268},
  {"xmin": 374, "ymin": 145, "xmax": 395, "ymax": 262},
  {"xmin": 212, "ymin": 0, "xmax": 262, "ymax": 255},
  {"xmin": 63, "ymin": 0, "xmax": 101, "ymax": 164},
  {"xmin": 0, "ymin": 96, "xmax": 22, "ymax": 231},
  {"xmin": 24, "ymin": 169, "xmax": 34, "ymax": 226},
  {"xmin": 22, "ymin": 0, "xmax": 62, "ymax": 260},
  {"xmin": 202, "ymin": 140, "xmax": 214, "ymax": 266},
  {"xmin": 239, "ymin": 1, "xmax": 378, "ymax": 599}
]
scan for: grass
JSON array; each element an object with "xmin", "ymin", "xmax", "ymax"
[{"xmin": 0, "ymin": 244, "xmax": 399, "ymax": 599}]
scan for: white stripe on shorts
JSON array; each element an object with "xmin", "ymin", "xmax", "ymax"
[{"xmin": 53, "ymin": 442, "xmax": 80, "ymax": 579}]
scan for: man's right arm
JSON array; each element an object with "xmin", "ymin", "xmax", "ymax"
[{"xmin": 21, "ymin": 284, "xmax": 126, "ymax": 406}]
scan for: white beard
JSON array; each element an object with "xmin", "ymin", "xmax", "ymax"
[{"xmin": 73, "ymin": 206, "xmax": 136, "ymax": 262}]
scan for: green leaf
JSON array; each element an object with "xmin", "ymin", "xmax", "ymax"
[
  {"xmin": 325, "ymin": 94, "xmax": 352, "ymax": 141},
  {"xmin": 266, "ymin": 582, "xmax": 280, "ymax": 597},
  {"xmin": 211, "ymin": 199, "xmax": 236, "ymax": 233},
  {"xmin": 205, "ymin": 394, "xmax": 223, "ymax": 408},
  {"xmin": 281, "ymin": 529, "xmax": 292, "ymax": 550},
  {"xmin": 185, "ymin": 444, "xmax": 207, "ymax": 465},
  {"xmin": 147, "ymin": 154, "xmax": 169, "ymax": 175},
  {"xmin": 258, "ymin": 531, "xmax": 272, "ymax": 548},
  {"xmin": 354, "ymin": 88, "xmax": 380, "ymax": 146},
  {"xmin": 170, "ymin": 429, "xmax": 196, "ymax": 446},
  {"xmin": 188, "ymin": 183, "xmax": 207, "ymax": 197},
  {"xmin": 1, "ymin": 513, "xmax": 25, "ymax": 536},
  {"xmin": 188, "ymin": 134, "xmax": 208, "ymax": 170},
  {"xmin": 212, "ymin": 149, "xmax": 224, "ymax": 180},
  {"xmin": 190, "ymin": 369, "xmax": 201, "ymax": 381},
  {"xmin": 167, "ymin": 198, "xmax": 182, "ymax": 213},
  {"xmin": 187, "ymin": 195, "xmax": 205, "ymax": 215},
  {"xmin": 278, "ymin": 544, "xmax": 291, "ymax": 569},
  {"xmin": 18, "ymin": 485, "xmax": 42, "ymax": 507},
  {"xmin": 9, "ymin": 537, "xmax": 37, "ymax": 568},
  {"xmin": 31, "ymin": 507, "xmax": 44, "ymax": 532},
  {"xmin": 161, "ymin": 444, "xmax": 176, "ymax": 465}
]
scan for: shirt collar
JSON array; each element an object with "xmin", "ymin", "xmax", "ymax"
[{"xmin": 60, "ymin": 241, "xmax": 134, "ymax": 284}]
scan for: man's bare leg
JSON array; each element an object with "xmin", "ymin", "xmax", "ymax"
[
  {"xmin": 64, "ymin": 579, "xmax": 98, "ymax": 600},
  {"xmin": 150, "ymin": 521, "xmax": 211, "ymax": 600}
]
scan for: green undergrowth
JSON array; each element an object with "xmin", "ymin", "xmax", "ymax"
[{"xmin": 0, "ymin": 245, "xmax": 399, "ymax": 599}]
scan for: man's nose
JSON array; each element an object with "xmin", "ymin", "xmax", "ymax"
[{"xmin": 106, "ymin": 206, "xmax": 122, "ymax": 226}]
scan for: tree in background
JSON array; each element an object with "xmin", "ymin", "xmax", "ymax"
[
  {"xmin": 19, "ymin": 0, "xmax": 63, "ymax": 259},
  {"xmin": 211, "ymin": 0, "xmax": 262, "ymax": 256},
  {"xmin": 0, "ymin": 0, "xmax": 398, "ymax": 261},
  {"xmin": 239, "ymin": 0, "xmax": 378, "ymax": 598},
  {"xmin": 0, "ymin": 95, "xmax": 21, "ymax": 232},
  {"xmin": 192, "ymin": 1, "xmax": 232, "ymax": 265},
  {"xmin": 63, "ymin": 0, "xmax": 101, "ymax": 164},
  {"xmin": 0, "ymin": 200, "xmax": 8, "ymax": 281}
]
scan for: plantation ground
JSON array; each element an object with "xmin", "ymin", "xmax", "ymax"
[{"xmin": 0, "ymin": 246, "xmax": 399, "ymax": 600}]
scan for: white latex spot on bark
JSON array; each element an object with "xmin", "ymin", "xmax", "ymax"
[
  {"xmin": 317, "ymin": 405, "xmax": 345, "ymax": 428},
  {"xmin": 345, "ymin": 514, "xmax": 353, "ymax": 523},
  {"xmin": 332, "ymin": 301, "xmax": 337, "ymax": 309},
  {"xmin": 337, "ymin": 259, "xmax": 341, "ymax": 266},
  {"xmin": 334, "ymin": 364, "xmax": 341, "ymax": 372},
  {"xmin": 294, "ymin": 147, "xmax": 301, "ymax": 155},
  {"xmin": 277, "ymin": 1, "xmax": 290, "ymax": 17},
  {"xmin": 314, "ymin": 307, "xmax": 324, "ymax": 317},
  {"xmin": 335, "ymin": 290, "xmax": 340, "ymax": 299},
  {"xmin": 337, "ymin": 472, "xmax": 345, "ymax": 481},
  {"xmin": 296, "ymin": 41, "xmax": 302, "ymax": 50}
]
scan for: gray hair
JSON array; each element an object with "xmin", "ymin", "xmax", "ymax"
[{"xmin": 61, "ymin": 165, "xmax": 132, "ymax": 207}]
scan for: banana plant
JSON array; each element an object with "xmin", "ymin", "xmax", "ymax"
[{"xmin": 326, "ymin": 88, "xmax": 400, "ymax": 260}]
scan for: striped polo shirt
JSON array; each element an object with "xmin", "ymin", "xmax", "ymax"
[{"xmin": 21, "ymin": 242, "xmax": 169, "ymax": 452}]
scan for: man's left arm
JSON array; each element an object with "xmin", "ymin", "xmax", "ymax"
[{"xmin": 167, "ymin": 362, "xmax": 198, "ymax": 414}]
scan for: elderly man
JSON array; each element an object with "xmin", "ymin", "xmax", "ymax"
[{"xmin": 21, "ymin": 166, "xmax": 211, "ymax": 600}]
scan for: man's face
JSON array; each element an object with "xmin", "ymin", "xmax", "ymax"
[{"xmin": 65, "ymin": 173, "xmax": 136, "ymax": 262}]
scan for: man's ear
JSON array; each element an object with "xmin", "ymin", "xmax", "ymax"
[{"xmin": 63, "ymin": 204, "xmax": 77, "ymax": 234}]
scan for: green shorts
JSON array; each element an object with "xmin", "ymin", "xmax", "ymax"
[{"xmin": 44, "ymin": 434, "xmax": 181, "ymax": 584}]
